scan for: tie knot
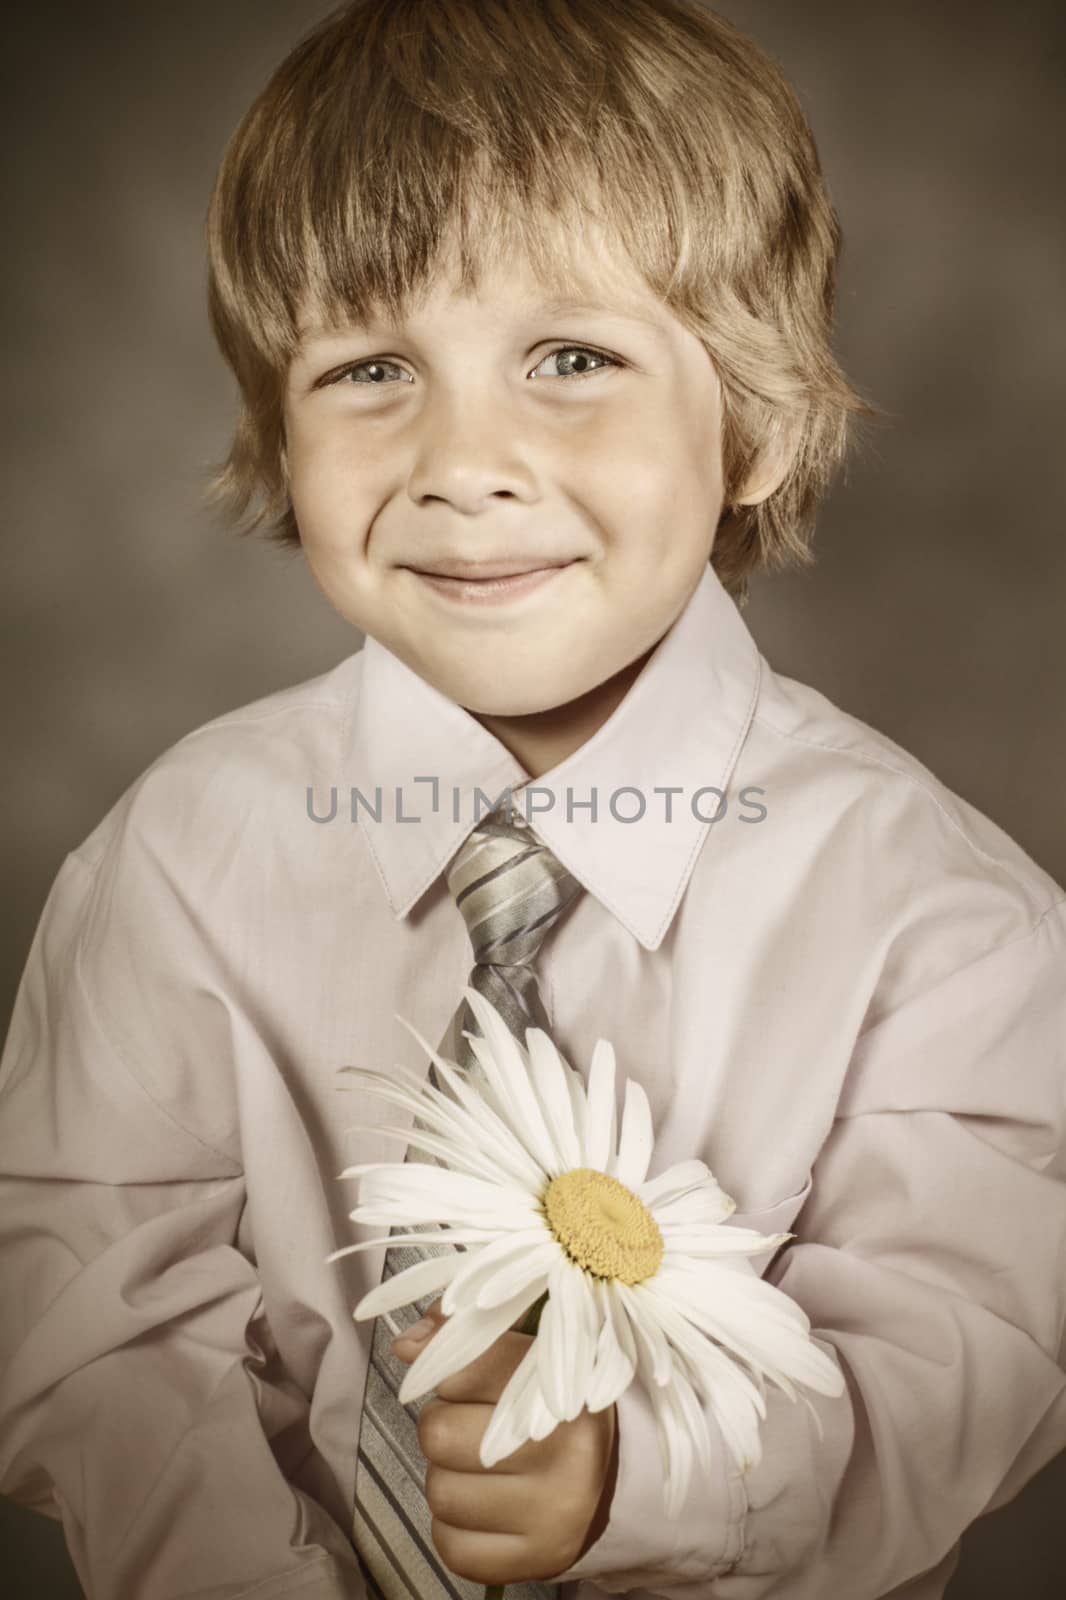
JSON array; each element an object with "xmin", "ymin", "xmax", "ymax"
[{"xmin": 446, "ymin": 804, "xmax": 582, "ymax": 968}]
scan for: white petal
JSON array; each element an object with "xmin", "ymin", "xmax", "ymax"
[
  {"xmin": 650, "ymin": 1183, "xmax": 737, "ymax": 1229},
  {"xmin": 672, "ymin": 1362, "xmax": 713, "ymax": 1478},
  {"xmin": 612, "ymin": 1077, "xmax": 655, "ymax": 1189},
  {"xmin": 343, "ymin": 1120, "xmax": 529, "ymax": 1191},
  {"xmin": 389, "ymin": 1020, "xmax": 546, "ymax": 1192},
  {"xmin": 585, "ymin": 1277, "xmax": 637, "ymax": 1414},
  {"xmin": 640, "ymin": 1158, "xmax": 729, "ymax": 1216},
  {"xmin": 461, "ymin": 989, "xmax": 561, "ymax": 1175},
  {"xmin": 659, "ymin": 1226, "xmax": 792, "ymax": 1257},
  {"xmin": 461, "ymin": 1030, "xmax": 560, "ymax": 1182},
  {"xmin": 439, "ymin": 1229, "xmax": 549, "ymax": 1317},
  {"xmin": 658, "ymin": 1267, "xmax": 809, "ymax": 1368},
  {"xmin": 348, "ymin": 1196, "xmax": 530, "ymax": 1229},
  {"xmin": 410, "ymin": 1036, "xmax": 549, "ymax": 1193},
  {"xmin": 570, "ymin": 1258, "xmax": 600, "ymax": 1406},
  {"xmin": 613, "ymin": 1279, "xmax": 674, "ymax": 1386},
  {"xmin": 475, "ymin": 1241, "xmax": 557, "ymax": 1311},
  {"xmin": 338, "ymin": 1072, "xmax": 536, "ymax": 1199},
  {"xmin": 397, "ymin": 1285, "xmax": 537, "ymax": 1404},
  {"xmin": 529, "ymin": 1382, "xmax": 561, "ymax": 1441},
  {"xmin": 656, "ymin": 1369, "xmax": 705, "ymax": 1518},
  {"xmin": 696, "ymin": 1348, "xmax": 766, "ymax": 1471},
  {"xmin": 353, "ymin": 1251, "xmax": 466, "ymax": 1320},
  {"xmin": 627, "ymin": 1323, "xmax": 692, "ymax": 1518},
  {"xmin": 351, "ymin": 1164, "xmax": 540, "ymax": 1229},
  {"xmin": 339, "ymin": 1063, "xmax": 497, "ymax": 1156},
  {"xmin": 479, "ymin": 1341, "xmax": 543, "ymax": 1466},
  {"xmin": 680, "ymin": 1380, "xmax": 716, "ymax": 1487},
  {"xmin": 638, "ymin": 1158, "xmax": 719, "ymax": 1209},
  {"xmin": 605, "ymin": 1279, "xmax": 639, "ymax": 1370},
  {"xmin": 524, "ymin": 1027, "xmax": 583, "ymax": 1172},
  {"xmin": 583, "ymin": 1038, "xmax": 618, "ymax": 1173},
  {"xmin": 328, "ymin": 1227, "xmax": 498, "ymax": 1264},
  {"xmin": 338, "ymin": 1059, "xmax": 448, "ymax": 1111},
  {"xmin": 535, "ymin": 1266, "xmax": 570, "ymax": 1421},
  {"xmin": 537, "ymin": 1256, "xmax": 599, "ymax": 1422},
  {"xmin": 640, "ymin": 1279, "xmax": 767, "ymax": 1469},
  {"xmin": 653, "ymin": 1265, "xmax": 844, "ymax": 1399},
  {"xmin": 338, "ymin": 1159, "xmax": 414, "ymax": 1181},
  {"xmin": 663, "ymin": 1258, "xmax": 813, "ymax": 1333}
]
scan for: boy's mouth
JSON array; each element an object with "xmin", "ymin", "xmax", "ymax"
[
  {"xmin": 402, "ymin": 558, "xmax": 579, "ymax": 605},
  {"xmin": 404, "ymin": 557, "xmax": 576, "ymax": 579}
]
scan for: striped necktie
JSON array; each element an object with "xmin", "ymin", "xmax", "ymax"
[{"xmin": 352, "ymin": 802, "xmax": 584, "ymax": 1600}]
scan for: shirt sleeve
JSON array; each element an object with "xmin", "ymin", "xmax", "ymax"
[
  {"xmin": 0, "ymin": 848, "xmax": 364, "ymax": 1600},
  {"xmin": 556, "ymin": 895, "xmax": 1066, "ymax": 1598}
]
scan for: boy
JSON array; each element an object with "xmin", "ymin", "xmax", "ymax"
[{"xmin": 2, "ymin": 2, "xmax": 1064, "ymax": 1597}]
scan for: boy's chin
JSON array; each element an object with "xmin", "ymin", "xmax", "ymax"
[
  {"xmin": 458, "ymin": 688, "xmax": 578, "ymax": 720},
  {"xmin": 446, "ymin": 669, "xmax": 593, "ymax": 721},
  {"xmin": 426, "ymin": 656, "xmax": 588, "ymax": 720}
]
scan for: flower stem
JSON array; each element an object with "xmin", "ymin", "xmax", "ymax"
[{"xmin": 483, "ymin": 1588, "xmax": 505, "ymax": 1600}]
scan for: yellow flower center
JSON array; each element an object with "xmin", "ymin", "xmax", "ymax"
[{"xmin": 542, "ymin": 1167, "xmax": 664, "ymax": 1284}]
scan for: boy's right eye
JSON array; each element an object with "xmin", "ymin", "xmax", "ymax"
[{"xmin": 327, "ymin": 360, "xmax": 413, "ymax": 387}]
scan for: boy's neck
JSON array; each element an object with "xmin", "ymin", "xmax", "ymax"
[{"xmin": 470, "ymin": 644, "xmax": 656, "ymax": 780}]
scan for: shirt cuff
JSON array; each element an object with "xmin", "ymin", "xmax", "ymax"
[{"xmin": 553, "ymin": 1379, "xmax": 746, "ymax": 1593}]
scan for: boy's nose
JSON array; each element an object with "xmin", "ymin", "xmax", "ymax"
[{"xmin": 405, "ymin": 385, "xmax": 539, "ymax": 512}]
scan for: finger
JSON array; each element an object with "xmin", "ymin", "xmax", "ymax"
[
  {"xmin": 418, "ymin": 1398, "xmax": 542, "ymax": 1474},
  {"xmin": 430, "ymin": 1523, "xmax": 566, "ymax": 1588},
  {"xmin": 391, "ymin": 1298, "xmax": 447, "ymax": 1360},
  {"xmin": 434, "ymin": 1329, "xmax": 532, "ymax": 1404},
  {"xmin": 392, "ymin": 1297, "xmax": 530, "ymax": 1366},
  {"xmin": 424, "ymin": 1463, "xmax": 539, "ymax": 1532}
]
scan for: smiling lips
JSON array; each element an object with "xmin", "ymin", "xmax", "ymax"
[
  {"xmin": 407, "ymin": 558, "xmax": 575, "ymax": 579},
  {"xmin": 405, "ymin": 558, "xmax": 578, "ymax": 604}
]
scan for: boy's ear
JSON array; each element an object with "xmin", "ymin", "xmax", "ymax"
[{"xmin": 733, "ymin": 416, "xmax": 802, "ymax": 508}]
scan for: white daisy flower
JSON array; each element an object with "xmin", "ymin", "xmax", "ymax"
[{"xmin": 332, "ymin": 987, "xmax": 844, "ymax": 1516}]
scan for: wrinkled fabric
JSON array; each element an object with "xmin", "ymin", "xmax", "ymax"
[{"xmin": 1, "ymin": 563, "xmax": 1064, "ymax": 1600}]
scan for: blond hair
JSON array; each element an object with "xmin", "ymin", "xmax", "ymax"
[{"xmin": 205, "ymin": 0, "xmax": 876, "ymax": 606}]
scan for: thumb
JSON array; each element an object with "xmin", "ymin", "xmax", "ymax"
[{"xmin": 391, "ymin": 1298, "xmax": 447, "ymax": 1359}]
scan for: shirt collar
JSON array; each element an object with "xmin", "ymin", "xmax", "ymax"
[{"xmin": 346, "ymin": 561, "xmax": 762, "ymax": 951}]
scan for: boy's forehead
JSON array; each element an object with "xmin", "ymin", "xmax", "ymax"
[
  {"xmin": 295, "ymin": 210, "xmax": 674, "ymax": 345},
  {"xmin": 297, "ymin": 292, "xmax": 670, "ymax": 346},
  {"xmin": 292, "ymin": 281, "xmax": 672, "ymax": 353}
]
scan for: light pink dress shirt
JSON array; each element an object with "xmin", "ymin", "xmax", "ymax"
[{"xmin": 2, "ymin": 564, "xmax": 1064, "ymax": 1600}]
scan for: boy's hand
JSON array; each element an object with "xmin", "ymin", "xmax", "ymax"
[{"xmin": 392, "ymin": 1299, "xmax": 619, "ymax": 1586}]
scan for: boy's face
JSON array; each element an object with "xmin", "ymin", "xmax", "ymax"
[{"xmin": 284, "ymin": 224, "xmax": 728, "ymax": 745}]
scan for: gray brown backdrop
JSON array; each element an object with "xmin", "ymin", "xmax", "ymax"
[{"xmin": 2, "ymin": 1, "xmax": 1064, "ymax": 1594}]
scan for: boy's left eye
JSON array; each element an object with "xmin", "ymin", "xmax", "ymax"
[
  {"xmin": 323, "ymin": 344, "xmax": 620, "ymax": 387},
  {"xmin": 531, "ymin": 345, "xmax": 619, "ymax": 380}
]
